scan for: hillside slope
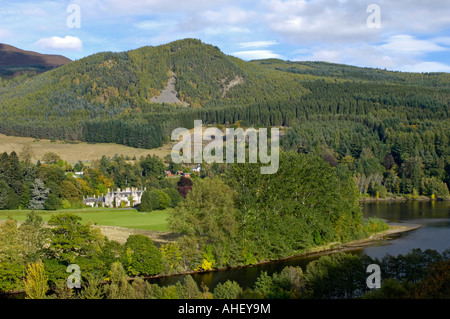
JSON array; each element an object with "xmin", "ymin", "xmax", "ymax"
[
  {"xmin": 0, "ymin": 38, "xmax": 448, "ymax": 151},
  {"xmin": 0, "ymin": 43, "xmax": 71, "ymax": 67},
  {"xmin": 0, "ymin": 43, "xmax": 71, "ymax": 76}
]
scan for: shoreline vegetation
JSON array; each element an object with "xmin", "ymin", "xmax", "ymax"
[
  {"xmin": 0, "ymin": 196, "xmax": 428, "ymax": 286},
  {"xmin": 135, "ymin": 223, "xmax": 421, "ymax": 283},
  {"xmin": 359, "ymin": 195, "xmax": 450, "ymax": 202},
  {"xmin": 0, "ymin": 215, "xmax": 422, "ymax": 296},
  {"xmin": 1, "ymin": 221, "xmax": 420, "ymax": 296}
]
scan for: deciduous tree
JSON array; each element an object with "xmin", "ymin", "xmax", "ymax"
[{"xmin": 24, "ymin": 260, "xmax": 48, "ymax": 299}]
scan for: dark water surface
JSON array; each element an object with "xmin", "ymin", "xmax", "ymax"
[{"xmin": 149, "ymin": 200, "xmax": 450, "ymax": 290}]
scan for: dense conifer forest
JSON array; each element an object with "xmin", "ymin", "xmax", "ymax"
[{"xmin": 0, "ymin": 38, "xmax": 449, "ymax": 197}]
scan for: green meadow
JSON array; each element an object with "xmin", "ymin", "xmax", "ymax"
[{"xmin": 0, "ymin": 207, "xmax": 170, "ymax": 232}]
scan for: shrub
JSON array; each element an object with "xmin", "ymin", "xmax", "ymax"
[
  {"xmin": 121, "ymin": 235, "xmax": 163, "ymax": 276},
  {"xmin": 61, "ymin": 199, "xmax": 71, "ymax": 209},
  {"xmin": 304, "ymin": 252, "xmax": 366, "ymax": 298},
  {"xmin": 177, "ymin": 176, "xmax": 193, "ymax": 198},
  {"xmin": 414, "ymin": 260, "xmax": 450, "ymax": 298},
  {"xmin": 164, "ymin": 188, "xmax": 183, "ymax": 207},
  {"xmin": 363, "ymin": 278, "xmax": 412, "ymax": 299},
  {"xmin": 254, "ymin": 271, "xmax": 275, "ymax": 297},
  {"xmin": 182, "ymin": 275, "xmax": 201, "ymax": 299},
  {"xmin": 139, "ymin": 189, "xmax": 171, "ymax": 212},
  {"xmin": 363, "ymin": 217, "xmax": 389, "ymax": 235},
  {"xmin": 24, "ymin": 260, "xmax": 48, "ymax": 299},
  {"xmin": 213, "ymin": 280, "xmax": 243, "ymax": 299}
]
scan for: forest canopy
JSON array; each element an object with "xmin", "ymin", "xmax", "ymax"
[{"xmin": 0, "ymin": 38, "xmax": 449, "ymax": 197}]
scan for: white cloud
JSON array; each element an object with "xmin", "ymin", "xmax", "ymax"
[
  {"xmin": 379, "ymin": 35, "xmax": 446, "ymax": 55},
  {"xmin": 293, "ymin": 35, "xmax": 450, "ymax": 73},
  {"xmin": 381, "ymin": 0, "xmax": 450, "ymax": 33},
  {"xmin": 231, "ymin": 50, "xmax": 283, "ymax": 60},
  {"xmin": 1, "ymin": 0, "xmax": 449, "ymax": 73},
  {"xmin": 134, "ymin": 20, "xmax": 173, "ymax": 31},
  {"xmin": 239, "ymin": 41, "xmax": 278, "ymax": 48},
  {"xmin": 177, "ymin": 6, "xmax": 256, "ymax": 33},
  {"xmin": 201, "ymin": 7, "xmax": 256, "ymax": 25},
  {"xmin": 264, "ymin": 0, "xmax": 377, "ymax": 44},
  {"xmin": 295, "ymin": 49, "xmax": 342, "ymax": 63},
  {"xmin": 398, "ymin": 61, "xmax": 450, "ymax": 73},
  {"xmin": 431, "ymin": 37, "xmax": 450, "ymax": 46},
  {"xmin": 74, "ymin": 0, "xmax": 241, "ymax": 17},
  {"xmin": 202, "ymin": 26, "xmax": 250, "ymax": 35},
  {"xmin": 263, "ymin": 0, "xmax": 450, "ymax": 47},
  {"xmin": 35, "ymin": 36, "xmax": 83, "ymax": 51}
]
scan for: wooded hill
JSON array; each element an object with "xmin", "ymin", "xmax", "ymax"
[{"xmin": 0, "ymin": 38, "xmax": 449, "ymax": 196}]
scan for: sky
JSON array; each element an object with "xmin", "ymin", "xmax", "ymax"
[{"xmin": 1, "ymin": 0, "xmax": 450, "ymax": 73}]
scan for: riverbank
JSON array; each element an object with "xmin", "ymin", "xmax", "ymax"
[
  {"xmin": 0, "ymin": 222, "xmax": 422, "ymax": 297},
  {"xmin": 359, "ymin": 196, "xmax": 449, "ymax": 202},
  {"xmin": 138, "ymin": 223, "xmax": 422, "ymax": 282}
]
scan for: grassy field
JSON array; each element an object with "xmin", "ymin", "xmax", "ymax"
[
  {"xmin": 0, "ymin": 207, "xmax": 171, "ymax": 232},
  {"xmin": 0, "ymin": 126, "xmax": 259, "ymax": 164},
  {"xmin": 0, "ymin": 133, "xmax": 175, "ymax": 163}
]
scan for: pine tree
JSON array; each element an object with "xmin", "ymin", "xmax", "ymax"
[
  {"xmin": 20, "ymin": 184, "xmax": 32, "ymax": 210},
  {"xmin": 28, "ymin": 179, "xmax": 49, "ymax": 210},
  {"xmin": 183, "ymin": 275, "xmax": 200, "ymax": 299},
  {"xmin": 80, "ymin": 274, "xmax": 103, "ymax": 299},
  {"xmin": 104, "ymin": 262, "xmax": 135, "ymax": 299}
]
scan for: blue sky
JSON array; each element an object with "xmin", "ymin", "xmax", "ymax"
[{"xmin": 1, "ymin": 0, "xmax": 450, "ymax": 72}]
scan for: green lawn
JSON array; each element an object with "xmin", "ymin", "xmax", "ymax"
[{"xmin": 0, "ymin": 207, "xmax": 170, "ymax": 232}]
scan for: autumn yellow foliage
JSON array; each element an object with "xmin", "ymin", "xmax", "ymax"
[{"xmin": 24, "ymin": 260, "xmax": 48, "ymax": 299}]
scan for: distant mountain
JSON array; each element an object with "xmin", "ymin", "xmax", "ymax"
[
  {"xmin": 0, "ymin": 43, "xmax": 71, "ymax": 67},
  {"xmin": 0, "ymin": 43, "xmax": 71, "ymax": 76},
  {"xmin": 0, "ymin": 38, "xmax": 448, "ymax": 150}
]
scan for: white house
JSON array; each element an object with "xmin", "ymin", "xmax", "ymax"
[{"xmin": 83, "ymin": 187, "xmax": 146, "ymax": 208}]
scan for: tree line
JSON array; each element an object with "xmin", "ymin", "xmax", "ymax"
[
  {"xmin": 0, "ymin": 150, "xmax": 190, "ymax": 211},
  {"xmin": 1, "ymin": 149, "xmax": 448, "ymax": 299},
  {"xmin": 0, "ymin": 150, "xmax": 385, "ymax": 294},
  {"xmin": 4, "ymin": 209, "xmax": 448, "ymax": 299}
]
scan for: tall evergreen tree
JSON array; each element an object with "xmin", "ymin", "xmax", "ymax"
[{"xmin": 28, "ymin": 179, "xmax": 49, "ymax": 210}]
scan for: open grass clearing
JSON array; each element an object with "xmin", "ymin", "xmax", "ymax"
[
  {"xmin": 0, "ymin": 207, "xmax": 171, "ymax": 232},
  {"xmin": 0, "ymin": 133, "xmax": 175, "ymax": 163}
]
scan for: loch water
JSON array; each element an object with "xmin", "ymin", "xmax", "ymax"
[{"xmin": 149, "ymin": 200, "xmax": 450, "ymax": 290}]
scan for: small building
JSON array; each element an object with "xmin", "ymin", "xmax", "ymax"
[
  {"xmin": 190, "ymin": 165, "xmax": 201, "ymax": 172},
  {"xmin": 164, "ymin": 170, "xmax": 191, "ymax": 178},
  {"xmin": 165, "ymin": 170, "xmax": 175, "ymax": 177},
  {"xmin": 73, "ymin": 171, "xmax": 84, "ymax": 178},
  {"xmin": 83, "ymin": 187, "xmax": 147, "ymax": 208},
  {"xmin": 175, "ymin": 170, "xmax": 191, "ymax": 178},
  {"xmin": 84, "ymin": 195, "xmax": 104, "ymax": 207}
]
